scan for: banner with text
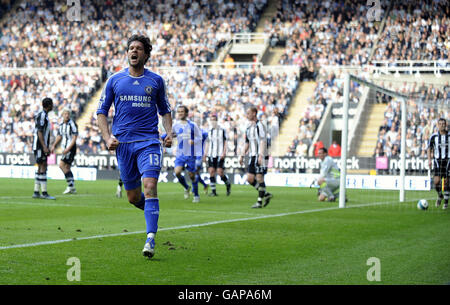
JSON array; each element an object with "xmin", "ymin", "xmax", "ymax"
[{"xmin": 0, "ymin": 153, "xmax": 432, "ymax": 172}]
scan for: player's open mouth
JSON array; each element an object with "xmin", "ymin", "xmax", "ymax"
[{"xmin": 130, "ymin": 55, "xmax": 138, "ymax": 60}]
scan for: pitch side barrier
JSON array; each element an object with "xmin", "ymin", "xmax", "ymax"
[
  {"xmin": 0, "ymin": 165, "xmax": 431, "ymax": 191},
  {"xmin": 0, "ymin": 153, "xmax": 431, "ymax": 190},
  {"xmin": 0, "ymin": 153, "xmax": 432, "ymax": 173}
]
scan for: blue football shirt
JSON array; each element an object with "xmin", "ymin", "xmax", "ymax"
[
  {"xmin": 173, "ymin": 120, "xmax": 203, "ymax": 158},
  {"xmin": 96, "ymin": 68, "xmax": 171, "ymax": 143}
]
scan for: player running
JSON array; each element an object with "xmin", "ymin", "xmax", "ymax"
[
  {"xmin": 173, "ymin": 105, "xmax": 203, "ymax": 203},
  {"xmin": 427, "ymin": 118, "xmax": 449, "ymax": 209},
  {"xmin": 97, "ymin": 34, "xmax": 173, "ymax": 259},
  {"xmin": 239, "ymin": 107, "xmax": 272, "ymax": 208},
  {"xmin": 204, "ymin": 114, "xmax": 231, "ymax": 196}
]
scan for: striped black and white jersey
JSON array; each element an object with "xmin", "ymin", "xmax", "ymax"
[
  {"xmin": 207, "ymin": 127, "xmax": 227, "ymax": 158},
  {"xmin": 245, "ymin": 120, "xmax": 268, "ymax": 157},
  {"xmin": 428, "ymin": 132, "xmax": 450, "ymax": 160},
  {"xmin": 58, "ymin": 119, "xmax": 78, "ymax": 150},
  {"xmin": 32, "ymin": 111, "xmax": 51, "ymax": 151}
]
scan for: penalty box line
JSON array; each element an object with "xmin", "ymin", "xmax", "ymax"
[{"xmin": 0, "ymin": 199, "xmax": 412, "ymax": 251}]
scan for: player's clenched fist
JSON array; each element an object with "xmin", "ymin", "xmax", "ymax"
[
  {"xmin": 164, "ymin": 133, "xmax": 173, "ymax": 148},
  {"xmin": 106, "ymin": 136, "xmax": 120, "ymax": 150}
]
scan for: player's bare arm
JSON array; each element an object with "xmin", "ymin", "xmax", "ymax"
[
  {"xmin": 221, "ymin": 137, "xmax": 227, "ymax": 160},
  {"xmin": 427, "ymin": 147, "xmax": 432, "ymax": 168},
  {"xmin": 51, "ymin": 135, "xmax": 62, "ymax": 154},
  {"xmin": 162, "ymin": 112, "xmax": 173, "ymax": 148},
  {"xmin": 38, "ymin": 130, "xmax": 49, "ymax": 155},
  {"xmin": 97, "ymin": 113, "xmax": 119, "ymax": 150},
  {"xmin": 203, "ymin": 140, "xmax": 210, "ymax": 162},
  {"xmin": 258, "ymin": 138, "xmax": 266, "ymax": 165},
  {"xmin": 63, "ymin": 135, "xmax": 77, "ymax": 154},
  {"xmin": 240, "ymin": 142, "xmax": 249, "ymax": 166}
]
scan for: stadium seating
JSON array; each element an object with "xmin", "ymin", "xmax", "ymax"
[
  {"xmin": 0, "ymin": 0, "xmax": 448, "ymax": 161},
  {"xmin": 0, "ymin": 0, "xmax": 267, "ymax": 70},
  {"xmin": 374, "ymin": 83, "xmax": 449, "ymax": 159},
  {"xmin": 80, "ymin": 66, "xmax": 299, "ymax": 156},
  {"xmin": 0, "ymin": 68, "xmax": 101, "ymax": 153}
]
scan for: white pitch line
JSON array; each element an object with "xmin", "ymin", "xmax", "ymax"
[{"xmin": 0, "ymin": 200, "xmax": 406, "ymax": 251}]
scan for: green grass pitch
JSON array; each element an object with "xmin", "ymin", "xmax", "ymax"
[{"xmin": 0, "ymin": 177, "xmax": 448, "ymax": 285}]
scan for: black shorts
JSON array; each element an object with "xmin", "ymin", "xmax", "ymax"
[
  {"xmin": 61, "ymin": 146, "xmax": 77, "ymax": 165},
  {"xmin": 433, "ymin": 159, "xmax": 449, "ymax": 178},
  {"xmin": 207, "ymin": 157, "xmax": 225, "ymax": 169},
  {"xmin": 247, "ymin": 156, "xmax": 268, "ymax": 175},
  {"xmin": 33, "ymin": 149, "xmax": 48, "ymax": 164}
]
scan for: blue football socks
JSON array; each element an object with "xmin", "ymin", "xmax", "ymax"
[
  {"xmin": 177, "ymin": 174, "xmax": 189, "ymax": 190},
  {"xmin": 192, "ymin": 175, "xmax": 199, "ymax": 197},
  {"xmin": 144, "ymin": 198, "xmax": 159, "ymax": 234}
]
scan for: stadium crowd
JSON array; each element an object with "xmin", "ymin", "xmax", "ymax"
[
  {"xmin": 79, "ymin": 67, "xmax": 298, "ymax": 156},
  {"xmin": 266, "ymin": 0, "xmax": 389, "ymax": 73},
  {"xmin": 0, "ymin": 0, "xmax": 448, "ymax": 162},
  {"xmin": 0, "ymin": 0, "xmax": 267, "ymax": 70},
  {"xmin": 0, "ymin": 69, "xmax": 101, "ymax": 153},
  {"xmin": 262, "ymin": 0, "xmax": 387, "ymax": 156},
  {"xmin": 0, "ymin": 0, "xmax": 275, "ymax": 155},
  {"xmin": 374, "ymin": 81, "xmax": 449, "ymax": 160},
  {"xmin": 373, "ymin": 0, "xmax": 449, "ymax": 62}
]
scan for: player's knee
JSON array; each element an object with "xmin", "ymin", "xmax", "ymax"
[
  {"xmin": 127, "ymin": 192, "xmax": 141, "ymax": 204},
  {"xmin": 143, "ymin": 179, "xmax": 157, "ymax": 193},
  {"xmin": 256, "ymin": 175, "xmax": 264, "ymax": 184},
  {"xmin": 143, "ymin": 188, "xmax": 157, "ymax": 198},
  {"xmin": 174, "ymin": 167, "xmax": 182, "ymax": 176}
]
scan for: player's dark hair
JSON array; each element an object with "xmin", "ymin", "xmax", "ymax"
[
  {"xmin": 438, "ymin": 118, "xmax": 446, "ymax": 124},
  {"xmin": 319, "ymin": 147, "xmax": 328, "ymax": 154},
  {"xmin": 178, "ymin": 105, "xmax": 189, "ymax": 114},
  {"xmin": 127, "ymin": 34, "xmax": 152, "ymax": 62},
  {"xmin": 42, "ymin": 97, "xmax": 53, "ymax": 109}
]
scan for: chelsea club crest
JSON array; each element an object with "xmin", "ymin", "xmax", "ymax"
[{"xmin": 145, "ymin": 86, "xmax": 153, "ymax": 95}]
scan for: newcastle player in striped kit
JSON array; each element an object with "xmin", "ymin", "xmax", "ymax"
[
  {"xmin": 427, "ymin": 118, "xmax": 450, "ymax": 209},
  {"xmin": 51, "ymin": 108, "xmax": 78, "ymax": 194},
  {"xmin": 239, "ymin": 107, "xmax": 273, "ymax": 208},
  {"xmin": 204, "ymin": 114, "xmax": 231, "ymax": 196},
  {"xmin": 32, "ymin": 97, "xmax": 55, "ymax": 200}
]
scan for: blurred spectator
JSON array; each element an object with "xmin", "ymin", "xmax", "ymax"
[
  {"xmin": 328, "ymin": 140, "xmax": 341, "ymax": 157},
  {"xmin": 313, "ymin": 140, "xmax": 324, "ymax": 157}
]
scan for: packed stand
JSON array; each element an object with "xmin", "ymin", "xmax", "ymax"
[
  {"xmin": 80, "ymin": 67, "xmax": 299, "ymax": 156},
  {"xmin": 0, "ymin": 0, "xmax": 267, "ymax": 71},
  {"xmin": 0, "ymin": 0, "xmax": 272, "ymax": 155},
  {"xmin": 265, "ymin": 0, "xmax": 387, "ymax": 79},
  {"xmin": 263, "ymin": 0, "xmax": 385, "ymax": 156},
  {"xmin": 374, "ymin": 81, "xmax": 450, "ymax": 162},
  {"xmin": 373, "ymin": 0, "xmax": 449, "ymax": 63},
  {"xmin": 0, "ymin": 69, "xmax": 102, "ymax": 153}
]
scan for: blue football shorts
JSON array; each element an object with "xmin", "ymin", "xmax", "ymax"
[
  {"xmin": 115, "ymin": 139, "xmax": 162, "ymax": 191},
  {"xmin": 174, "ymin": 155, "xmax": 197, "ymax": 173}
]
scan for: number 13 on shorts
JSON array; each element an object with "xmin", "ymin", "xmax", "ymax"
[{"xmin": 149, "ymin": 153, "xmax": 161, "ymax": 167}]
